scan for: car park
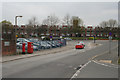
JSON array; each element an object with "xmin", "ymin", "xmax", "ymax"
[
  {"xmin": 28, "ymin": 38, "xmax": 39, "ymax": 43},
  {"xmin": 42, "ymin": 41, "xmax": 52, "ymax": 49},
  {"xmin": 55, "ymin": 40, "xmax": 62, "ymax": 47},
  {"xmin": 33, "ymin": 43, "xmax": 41, "ymax": 51},
  {"xmin": 46, "ymin": 41, "xmax": 56, "ymax": 48},
  {"xmin": 52, "ymin": 41, "xmax": 59, "ymax": 47},
  {"xmin": 38, "ymin": 41, "xmax": 50, "ymax": 49},
  {"xmin": 17, "ymin": 38, "xmax": 30, "ymax": 43},
  {"xmin": 16, "ymin": 38, "xmax": 67, "ymax": 51},
  {"xmin": 16, "ymin": 42, "xmax": 39, "ymax": 51}
]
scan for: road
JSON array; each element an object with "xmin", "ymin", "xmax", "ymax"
[{"xmin": 2, "ymin": 40, "xmax": 118, "ymax": 79}]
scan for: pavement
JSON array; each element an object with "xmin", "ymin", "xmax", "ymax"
[
  {"xmin": 2, "ymin": 40, "xmax": 118, "ymax": 79},
  {"xmin": 2, "ymin": 40, "xmax": 97, "ymax": 63},
  {"xmin": 93, "ymin": 45, "xmax": 118, "ymax": 64},
  {"xmin": 2, "ymin": 41, "xmax": 74, "ymax": 63}
]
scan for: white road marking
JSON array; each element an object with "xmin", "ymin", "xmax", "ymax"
[
  {"xmin": 70, "ymin": 61, "xmax": 91, "ymax": 80},
  {"xmin": 92, "ymin": 60, "xmax": 118, "ymax": 68}
]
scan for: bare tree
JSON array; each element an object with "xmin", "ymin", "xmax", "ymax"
[
  {"xmin": 108, "ymin": 19, "xmax": 117, "ymax": 27},
  {"xmin": 99, "ymin": 19, "xmax": 117, "ymax": 27},
  {"xmin": 63, "ymin": 14, "xmax": 71, "ymax": 27},
  {"xmin": 42, "ymin": 14, "xmax": 59, "ymax": 26},
  {"xmin": 28, "ymin": 16, "xmax": 38, "ymax": 26},
  {"xmin": 99, "ymin": 21, "xmax": 108, "ymax": 27},
  {"xmin": 42, "ymin": 19, "xmax": 49, "ymax": 25},
  {"xmin": 26, "ymin": 16, "xmax": 38, "ymax": 37}
]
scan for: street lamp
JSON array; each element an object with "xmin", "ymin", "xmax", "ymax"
[
  {"xmin": 15, "ymin": 16, "xmax": 23, "ymax": 27},
  {"xmin": 15, "ymin": 15, "xmax": 22, "ymax": 49}
]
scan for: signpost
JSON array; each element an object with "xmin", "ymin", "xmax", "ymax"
[
  {"xmin": 16, "ymin": 35, "xmax": 18, "ymax": 38},
  {"xmin": 50, "ymin": 36, "xmax": 52, "ymax": 41},
  {"xmin": 109, "ymin": 32, "xmax": 112, "ymax": 54},
  {"xmin": 93, "ymin": 35, "xmax": 95, "ymax": 43}
]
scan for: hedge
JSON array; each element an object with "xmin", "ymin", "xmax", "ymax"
[{"xmin": 63, "ymin": 37, "xmax": 119, "ymax": 40}]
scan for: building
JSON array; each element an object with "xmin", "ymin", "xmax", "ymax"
[
  {"xmin": 13, "ymin": 25, "xmax": 119, "ymax": 38},
  {"xmin": 2, "ymin": 23, "xmax": 16, "ymax": 56}
]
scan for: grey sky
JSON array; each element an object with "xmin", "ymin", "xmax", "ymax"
[{"xmin": 2, "ymin": 2, "xmax": 118, "ymax": 26}]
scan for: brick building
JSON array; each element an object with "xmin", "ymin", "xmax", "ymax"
[
  {"xmin": 2, "ymin": 23, "xmax": 16, "ymax": 56},
  {"xmin": 13, "ymin": 24, "xmax": 119, "ymax": 38}
]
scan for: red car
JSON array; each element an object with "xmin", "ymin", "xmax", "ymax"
[{"xmin": 75, "ymin": 43, "xmax": 84, "ymax": 49}]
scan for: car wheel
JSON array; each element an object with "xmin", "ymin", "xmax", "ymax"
[{"xmin": 41, "ymin": 47, "xmax": 45, "ymax": 49}]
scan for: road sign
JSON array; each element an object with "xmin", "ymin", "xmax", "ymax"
[
  {"xmin": 109, "ymin": 32, "xmax": 112, "ymax": 36},
  {"xmin": 50, "ymin": 36, "xmax": 52, "ymax": 38},
  {"xmin": 16, "ymin": 35, "xmax": 18, "ymax": 37}
]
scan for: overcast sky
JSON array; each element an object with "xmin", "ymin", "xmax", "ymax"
[{"xmin": 2, "ymin": 2, "xmax": 118, "ymax": 26}]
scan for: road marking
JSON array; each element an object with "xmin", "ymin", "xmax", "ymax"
[
  {"xmin": 89, "ymin": 45, "xmax": 118, "ymax": 61},
  {"xmin": 70, "ymin": 61, "xmax": 91, "ymax": 80},
  {"xmin": 92, "ymin": 60, "xmax": 118, "ymax": 68}
]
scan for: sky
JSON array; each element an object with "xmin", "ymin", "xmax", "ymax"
[{"xmin": 1, "ymin": 1, "xmax": 118, "ymax": 27}]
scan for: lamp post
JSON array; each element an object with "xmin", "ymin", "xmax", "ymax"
[
  {"xmin": 15, "ymin": 16, "xmax": 22, "ymax": 26},
  {"xmin": 15, "ymin": 16, "xmax": 22, "ymax": 49},
  {"xmin": 47, "ymin": 16, "xmax": 50, "ymax": 36}
]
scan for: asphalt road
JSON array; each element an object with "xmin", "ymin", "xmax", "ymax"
[
  {"xmin": 75, "ymin": 60, "xmax": 118, "ymax": 78},
  {"xmin": 2, "ymin": 40, "xmax": 118, "ymax": 79}
]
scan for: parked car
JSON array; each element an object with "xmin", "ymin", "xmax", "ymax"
[
  {"xmin": 17, "ymin": 38, "xmax": 30, "ymax": 43},
  {"xmin": 16, "ymin": 42, "xmax": 24, "ymax": 49},
  {"xmin": 28, "ymin": 38, "xmax": 39, "ymax": 43},
  {"xmin": 42, "ymin": 41, "xmax": 52, "ymax": 49},
  {"xmin": 64, "ymin": 38, "xmax": 72, "ymax": 41},
  {"xmin": 46, "ymin": 41, "xmax": 56, "ymax": 48},
  {"xmin": 33, "ymin": 43, "xmax": 41, "ymax": 51},
  {"xmin": 38, "ymin": 41, "xmax": 50, "ymax": 49},
  {"xmin": 52, "ymin": 40, "xmax": 61, "ymax": 47},
  {"xmin": 16, "ymin": 42, "xmax": 39, "ymax": 51}
]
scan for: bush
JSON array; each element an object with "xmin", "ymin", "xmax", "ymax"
[
  {"xmin": 63, "ymin": 37, "xmax": 119, "ymax": 40},
  {"xmin": 118, "ymin": 58, "xmax": 120, "ymax": 64}
]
